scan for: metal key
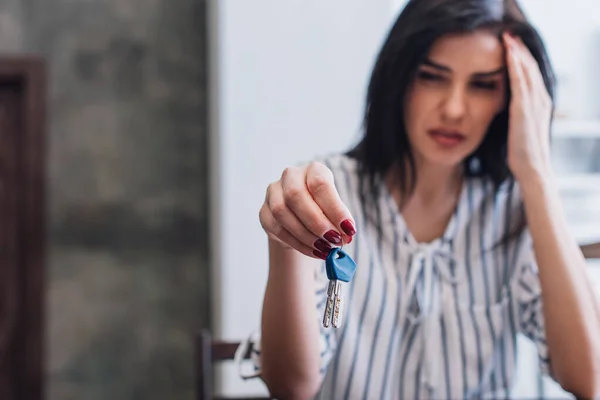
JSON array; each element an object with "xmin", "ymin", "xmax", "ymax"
[
  {"xmin": 331, "ymin": 280, "xmax": 344, "ymax": 328},
  {"xmin": 322, "ymin": 280, "xmax": 335, "ymax": 328},
  {"xmin": 322, "ymin": 248, "xmax": 357, "ymax": 328}
]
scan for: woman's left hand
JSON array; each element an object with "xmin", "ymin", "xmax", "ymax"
[{"xmin": 503, "ymin": 33, "xmax": 553, "ymax": 183}]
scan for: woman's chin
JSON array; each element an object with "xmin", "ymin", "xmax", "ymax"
[{"xmin": 422, "ymin": 149, "xmax": 468, "ymax": 169}]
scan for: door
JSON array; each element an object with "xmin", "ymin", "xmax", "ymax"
[{"xmin": 0, "ymin": 59, "xmax": 46, "ymax": 400}]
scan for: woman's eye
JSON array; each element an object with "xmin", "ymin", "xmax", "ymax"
[
  {"xmin": 471, "ymin": 81, "xmax": 498, "ymax": 91},
  {"xmin": 418, "ymin": 71, "xmax": 444, "ymax": 82}
]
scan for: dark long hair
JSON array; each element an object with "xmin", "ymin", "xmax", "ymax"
[{"xmin": 346, "ymin": 0, "xmax": 555, "ymax": 242}]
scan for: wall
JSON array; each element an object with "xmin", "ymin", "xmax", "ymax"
[
  {"xmin": 0, "ymin": 0, "xmax": 209, "ymax": 399},
  {"xmin": 516, "ymin": 3, "xmax": 600, "ymax": 397},
  {"xmin": 212, "ymin": 0, "xmax": 600, "ymax": 397},
  {"xmin": 0, "ymin": 0, "xmax": 596, "ymax": 398},
  {"xmin": 518, "ymin": 0, "xmax": 600, "ymax": 120},
  {"xmin": 209, "ymin": 0, "xmax": 396, "ymax": 395}
]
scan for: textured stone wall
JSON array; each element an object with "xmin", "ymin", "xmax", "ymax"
[{"xmin": 0, "ymin": 0, "xmax": 209, "ymax": 398}]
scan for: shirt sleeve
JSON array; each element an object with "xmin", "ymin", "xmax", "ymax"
[
  {"xmin": 514, "ymin": 233, "xmax": 553, "ymax": 378},
  {"xmin": 238, "ymin": 260, "xmax": 338, "ymax": 380}
]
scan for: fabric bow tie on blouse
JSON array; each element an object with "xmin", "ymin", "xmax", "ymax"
[{"xmin": 399, "ymin": 243, "xmax": 462, "ymax": 394}]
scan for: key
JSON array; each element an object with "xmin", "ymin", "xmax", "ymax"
[
  {"xmin": 332, "ymin": 280, "xmax": 344, "ymax": 328},
  {"xmin": 322, "ymin": 280, "xmax": 335, "ymax": 328},
  {"xmin": 322, "ymin": 247, "xmax": 357, "ymax": 328}
]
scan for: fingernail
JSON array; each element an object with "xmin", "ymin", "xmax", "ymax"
[
  {"xmin": 341, "ymin": 219, "xmax": 356, "ymax": 236},
  {"xmin": 346, "ymin": 236, "xmax": 353, "ymax": 244},
  {"xmin": 314, "ymin": 239, "xmax": 332, "ymax": 254},
  {"xmin": 324, "ymin": 230, "xmax": 342, "ymax": 245},
  {"xmin": 313, "ymin": 249, "xmax": 328, "ymax": 260}
]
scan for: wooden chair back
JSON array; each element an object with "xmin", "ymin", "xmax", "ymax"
[{"xmin": 196, "ymin": 329, "xmax": 272, "ymax": 400}]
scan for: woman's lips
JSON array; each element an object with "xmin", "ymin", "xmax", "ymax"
[{"xmin": 428, "ymin": 129, "xmax": 466, "ymax": 147}]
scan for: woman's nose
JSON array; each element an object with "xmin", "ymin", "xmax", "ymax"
[{"xmin": 441, "ymin": 87, "xmax": 467, "ymax": 122}]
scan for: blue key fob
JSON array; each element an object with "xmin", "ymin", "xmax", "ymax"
[{"xmin": 325, "ymin": 248, "xmax": 357, "ymax": 283}]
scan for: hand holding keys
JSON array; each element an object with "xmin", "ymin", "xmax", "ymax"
[
  {"xmin": 323, "ymin": 247, "xmax": 357, "ymax": 328},
  {"xmin": 257, "ymin": 161, "xmax": 357, "ymax": 327},
  {"xmin": 259, "ymin": 162, "xmax": 355, "ymax": 260}
]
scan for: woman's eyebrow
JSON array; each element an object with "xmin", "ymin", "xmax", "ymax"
[
  {"xmin": 422, "ymin": 58, "xmax": 505, "ymax": 77},
  {"xmin": 422, "ymin": 58, "xmax": 452, "ymax": 72},
  {"xmin": 472, "ymin": 67, "xmax": 505, "ymax": 78}
]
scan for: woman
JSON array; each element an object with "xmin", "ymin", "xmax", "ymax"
[{"xmin": 246, "ymin": 0, "xmax": 600, "ymax": 398}]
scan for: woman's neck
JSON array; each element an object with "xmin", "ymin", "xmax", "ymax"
[{"xmin": 387, "ymin": 156, "xmax": 464, "ymax": 209}]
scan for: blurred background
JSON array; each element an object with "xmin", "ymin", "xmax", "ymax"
[{"xmin": 0, "ymin": 0, "xmax": 598, "ymax": 399}]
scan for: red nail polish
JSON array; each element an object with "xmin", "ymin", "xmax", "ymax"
[
  {"xmin": 313, "ymin": 249, "xmax": 328, "ymax": 260},
  {"xmin": 346, "ymin": 236, "xmax": 353, "ymax": 244},
  {"xmin": 324, "ymin": 230, "xmax": 342, "ymax": 245},
  {"xmin": 341, "ymin": 219, "xmax": 356, "ymax": 236},
  {"xmin": 314, "ymin": 239, "xmax": 332, "ymax": 254}
]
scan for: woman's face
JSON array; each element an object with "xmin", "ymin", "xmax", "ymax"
[{"xmin": 404, "ymin": 30, "xmax": 508, "ymax": 168}]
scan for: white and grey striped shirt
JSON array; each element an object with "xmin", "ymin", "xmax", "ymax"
[{"xmin": 245, "ymin": 154, "xmax": 552, "ymax": 399}]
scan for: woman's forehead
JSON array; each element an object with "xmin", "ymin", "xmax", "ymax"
[{"xmin": 426, "ymin": 31, "xmax": 506, "ymax": 74}]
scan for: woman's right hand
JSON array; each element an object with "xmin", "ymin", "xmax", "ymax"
[{"xmin": 259, "ymin": 161, "xmax": 357, "ymax": 260}]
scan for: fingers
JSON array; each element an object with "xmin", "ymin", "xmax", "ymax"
[
  {"xmin": 280, "ymin": 164, "xmax": 347, "ymax": 244},
  {"xmin": 263, "ymin": 178, "xmax": 332, "ymax": 259},
  {"xmin": 259, "ymin": 203, "xmax": 327, "ymax": 260},
  {"xmin": 260, "ymin": 162, "xmax": 357, "ymax": 261},
  {"xmin": 304, "ymin": 162, "xmax": 356, "ymax": 237},
  {"xmin": 514, "ymin": 37, "xmax": 545, "ymax": 89},
  {"xmin": 503, "ymin": 33, "xmax": 529, "ymax": 100},
  {"xmin": 503, "ymin": 33, "xmax": 550, "ymax": 104}
]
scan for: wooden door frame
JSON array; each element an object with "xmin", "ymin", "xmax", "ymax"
[{"xmin": 0, "ymin": 57, "xmax": 46, "ymax": 399}]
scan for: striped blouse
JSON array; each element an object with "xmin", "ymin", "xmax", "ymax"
[{"xmin": 241, "ymin": 154, "xmax": 552, "ymax": 399}]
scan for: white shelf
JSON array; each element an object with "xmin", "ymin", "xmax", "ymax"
[
  {"xmin": 568, "ymin": 225, "xmax": 600, "ymax": 245},
  {"xmin": 552, "ymin": 119, "xmax": 600, "ymax": 138},
  {"xmin": 556, "ymin": 173, "xmax": 600, "ymax": 191},
  {"xmin": 556, "ymin": 172, "xmax": 600, "ymax": 190},
  {"xmin": 556, "ymin": 173, "xmax": 600, "ymax": 245}
]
